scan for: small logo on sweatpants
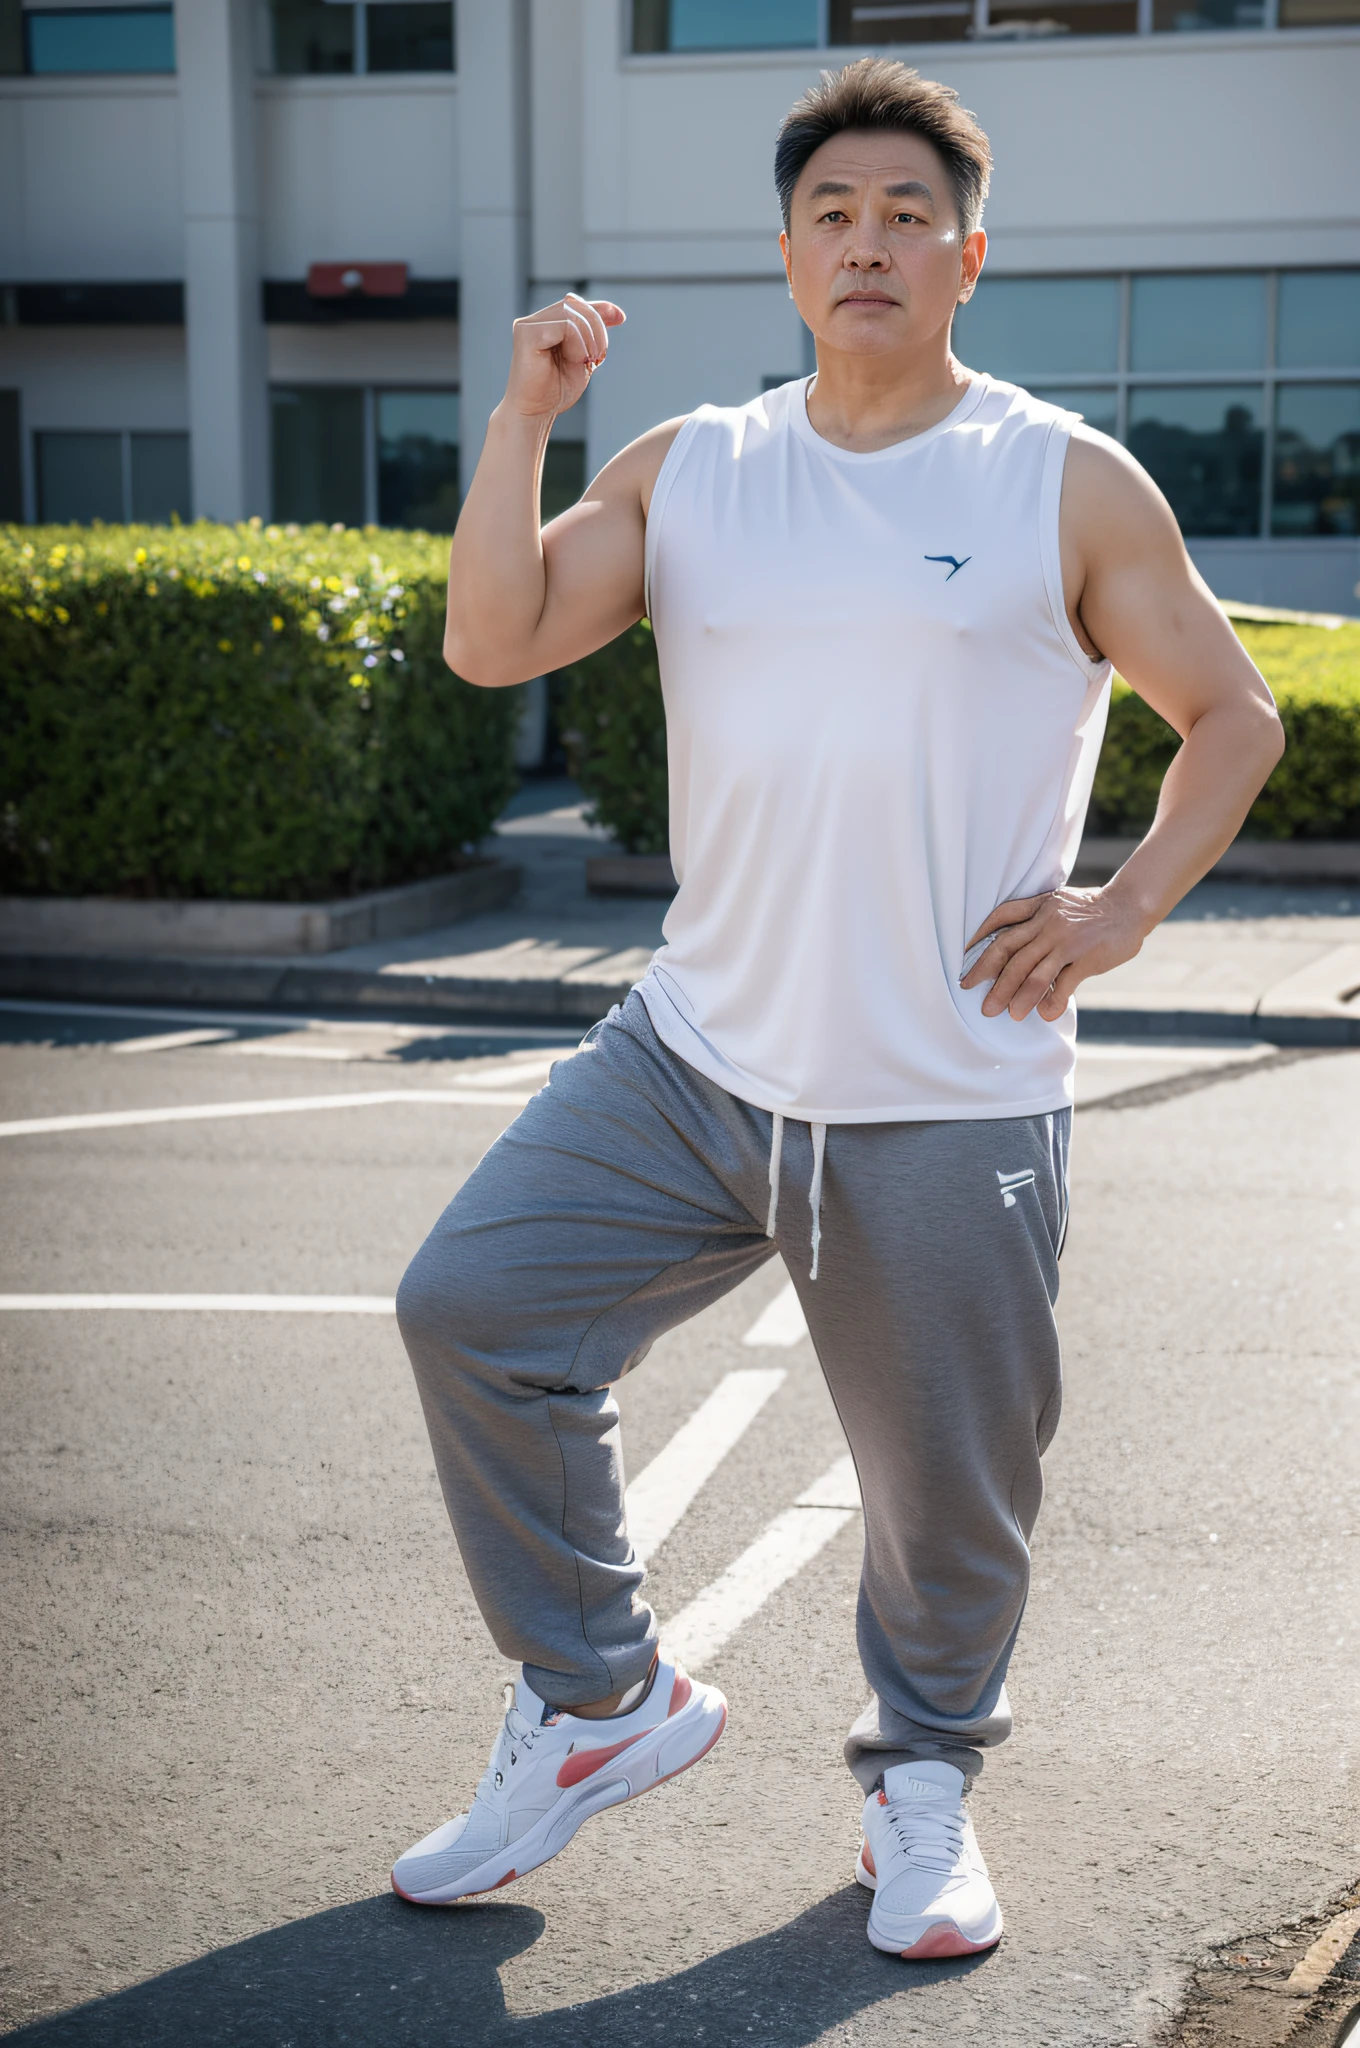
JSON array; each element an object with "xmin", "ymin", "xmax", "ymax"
[{"xmin": 997, "ymin": 1168, "xmax": 1036, "ymax": 1208}]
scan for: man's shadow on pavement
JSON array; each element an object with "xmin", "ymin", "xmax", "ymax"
[{"xmin": 11, "ymin": 1884, "xmax": 994, "ymax": 2046}]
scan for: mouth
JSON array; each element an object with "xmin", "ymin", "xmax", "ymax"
[{"xmin": 837, "ymin": 293, "xmax": 899, "ymax": 309}]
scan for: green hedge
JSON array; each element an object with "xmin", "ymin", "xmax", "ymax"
[
  {"xmin": 563, "ymin": 617, "xmax": 1360, "ymax": 852},
  {"xmin": 0, "ymin": 522, "xmax": 520, "ymax": 900}
]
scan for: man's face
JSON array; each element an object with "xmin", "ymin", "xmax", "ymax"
[{"xmin": 781, "ymin": 129, "xmax": 985, "ymax": 359}]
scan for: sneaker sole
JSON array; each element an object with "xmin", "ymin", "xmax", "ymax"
[
  {"xmin": 856, "ymin": 1849, "xmax": 1003, "ymax": 1959},
  {"xmin": 391, "ymin": 1686, "xmax": 727, "ymax": 1906}
]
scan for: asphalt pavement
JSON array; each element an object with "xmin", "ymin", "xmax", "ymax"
[{"xmin": 1, "ymin": 1008, "xmax": 1358, "ymax": 2046}]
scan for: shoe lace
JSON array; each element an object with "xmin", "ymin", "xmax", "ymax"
[
  {"xmin": 474, "ymin": 1682, "xmax": 543, "ymax": 1810},
  {"xmin": 883, "ymin": 1792, "xmax": 966, "ymax": 1874}
]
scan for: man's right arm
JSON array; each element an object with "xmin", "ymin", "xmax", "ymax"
[{"xmin": 444, "ymin": 292, "xmax": 684, "ymax": 687}]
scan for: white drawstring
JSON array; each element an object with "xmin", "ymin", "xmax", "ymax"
[
  {"xmin": 808, "ymin": 1122, "xmax": 827, "ymax": 1281},
  {"xmin": 765, "ymin": 1111, "xmax": 784, "ymax": 1237},
  {"xmin": 765, "ymin": 1112, "xmax": 828, "ymax": 1280}
]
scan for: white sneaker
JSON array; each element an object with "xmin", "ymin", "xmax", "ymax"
[
  {"xmin": 855, "ymin": 1760, "xmax": 1003, "ymax": 1959},
  {"xmin": 391, "ymin": 1653, "xmax": 726, "ymax": 1905}
]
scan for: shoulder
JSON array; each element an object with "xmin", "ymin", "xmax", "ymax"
[{"xmin": 1062, "ymin": 423, "xmax": 1185, "ymax": 562}]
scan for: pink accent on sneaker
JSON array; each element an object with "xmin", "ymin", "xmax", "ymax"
[
  {"xmin": 554, "ymin": 1729, "xmax": 649, "ymax": 1789},
  {"xmin": 899, "ymin": 1921, "xmax": 998, "ymax": 1960},
  {"xmin": 667, "ymin": 1672, "xmax": 692, "ymax": 1716}
]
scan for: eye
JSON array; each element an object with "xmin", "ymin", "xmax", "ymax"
[{"xmin": 819, "ymin": 209, "xmax": 848, "ymax": 224}]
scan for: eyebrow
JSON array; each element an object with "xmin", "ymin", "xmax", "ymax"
[{"xmin": 807, "ymin": 178, "xmax": 935, "ymax": 202}]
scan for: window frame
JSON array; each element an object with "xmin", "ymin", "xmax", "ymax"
[
  {"xmin": 262, "ymin": 0, "xmax": 455, "ymax": 76},
  {"xmin": 626, "ymin": 0, "xmax": 1360, "ymax": 51},
  {"xmin": 33, "ymin": 426, "xmax": 191, "ymax": 523},
  {"xmin": 956, "ymin": 267, "xmax": 1360, "ymax": 541}
]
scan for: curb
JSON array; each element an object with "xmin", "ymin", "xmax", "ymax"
[
  {"xmin": 0, "ymin": 952, "xmax": 633, "ymax": 1026},
  {"xmin": 0, "ymin": 860, "xmax": 523, "ymax": 960},
  {"xmin": 1, "ymin": 953, "xmax": 1358, "ymax": 1042}
]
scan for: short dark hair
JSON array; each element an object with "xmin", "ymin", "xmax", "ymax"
[{"xmin": 775, "ymin": 57, "xmax": 992, "ymax": 239}]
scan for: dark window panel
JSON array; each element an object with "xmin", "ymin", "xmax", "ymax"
[
  {"xmin": 1272, "ymin": 384, "xmax": 1360, "ymax": 538},
  {"xmin": 1130, "ymin": 273, "xmax": 1266, "ymax": 373},
  {"xmin": 1277, "ymin": 272, "xmax": 1360, "ymax": 370},
  {"xmin": 36, "ymin": 431, "xmax": 125, "ymax": 522},
  {"xmin": 1127, "ymin": 385, "xmax": 1264, "ymax": 537},
  {"xmin": 130, "ymin": 432, "xmax": 191, "ymax": 523},
  {"xmin": 0, "ymin": 0, "xmax": 23, "ymax": 76},
  {"xmin": 1152, "ymin": 0, "xmax": 1264, "ymax": 25},
  {"xmin": 1030, "ymin": 386, "xmax": 1119, "ymax": 439},
  {"xmin": 262, "ymin": 279, "xmax": 459, "ymax": 323},
  {"xmin": 376, "ymin": 389, "xmax": 460, "ymax": 531},
  {"xmin": 832, "ymin": 0, "xmax": 976, "ymax": 40},
  {"xmin": 270, "ymin": 387, "xmax": 365, "ymax": 526},
  {"xmin": 366, "ymin": 1, "xmax": 454, "ymax": 71},
  {"xmin": 1279, "ymin": 0, "xmax": 1360, "ymax": 22},
  {"xmin": 952, "ymin": 276, "xmax": 1120, "ymax": 381},
  {"xmin": 13, "ymin": 282, "xmax": 184, "ymax": 325},
  {"xmin": 269, "ymin": 0, "xmax": 354, "ymax": 74},
  {"xmin": 541, "ymin": 441, "xmax": 586, "ymax": 526},
  {"xmin": 25, "ymin": 7, "xmax": 175, "ymax": 73},
  {"xmin": 631, "ymin": 0, "xmax": 669, "ymax": 48},
  {"xmin": 976, "ymin": 0, "xmax": 1138, "ymax": 34},
  {"xmin": 0, "ymin": 390, "xmax": 21, "ymax": 519}
]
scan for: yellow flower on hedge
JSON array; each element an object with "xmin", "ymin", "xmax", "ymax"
[
  {"xmin": 348, "ymin": 672, "xmax": 365, "ymax": 688},
  {"xmin": 54, "ymin": 606, "xmax": 69, "ymax": 624},
  {"xmin": 271, "ymin": 615, "xmax": 284, "ymax": 632},
  {"xmin": 134, "ymin": 548, "xmax": 147, "ymax": 565},
  {"xmin": 218, "ymin": 638, "xmax": 233, "ymax": 653},
  {"xmin": 237, "ymin": 556, "xmax": 251, "ymax": 571},
  {"xmin": 325, "ymin": 576, "xmax": 343, "ymax": 593}
]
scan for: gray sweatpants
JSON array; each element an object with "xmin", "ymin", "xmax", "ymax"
[{"xmin": 396, "ymin": 991, "xmax": 1069, "ymax": 1788}]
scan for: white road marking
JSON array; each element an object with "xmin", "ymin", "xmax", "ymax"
[
  {"xmin": 742, "ymin": 1280, "xmax": 809, "ymax": 1349},
  {"xmin": 664, "ymin": 1450, "xmax": 861, "ymax": 1670},
  {"xmin": 624, "ymin": 1369, "xmax": 785, "ymax": 1563},
  {"xmin": 0, "ymin": 1088, "xmax": 537, "ymax": 1139},
  {"xmin": 213, "ymin": 1040, "xmax": 367, "ymax": 1061},
  {"xmin": 0, "ymin": 1294, "xmax": 395, "ymax": 1313},
  {"xmin": 111, "ymin": 1028, "xmax": 238, "ymax": 1055}
]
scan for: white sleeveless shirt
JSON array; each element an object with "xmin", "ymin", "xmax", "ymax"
[{"xmin": 635, "ymin": 374, "xmax": 1113, "ymax": 1125}]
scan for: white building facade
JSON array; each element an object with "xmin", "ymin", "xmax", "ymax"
[{"xmin": 2, "ymin": 0, "xmax": 1358, "ymax": 613}]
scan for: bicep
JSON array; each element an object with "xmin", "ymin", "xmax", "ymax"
[
  {"xmin": 1065, "ymin": 431, "xmax": 1275, "ymax": 739},
  {"xmin": 531, "ymin": 416, "xmax": 688, "ymax": 674}
]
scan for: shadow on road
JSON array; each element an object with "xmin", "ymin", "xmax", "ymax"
[{"xmin": 10, "ymin": 1885, "xmax": 994, "ymax": 2046}]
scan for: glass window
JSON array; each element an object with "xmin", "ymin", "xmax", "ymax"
[
  {"xmin": 633, "ymin": 0, "xmax": 818, "ymax": 50},
  {"xmin": 1272, "ymin": 384, "xmax": 1360, "ymax": 538},
  {"xmin": 1280, "ymin": 0, "xmax": 1360, "ymax": 22},
  {"xmin": 25, "ymin": 6, "xmax": 174, "ymax": 74},
  {"xmin": 1130, "ymin": 273, "xmax": 1266, "ymax": 373},
  {"xmin": 366, "ymin": 1, "xmax": 453, "ymax": 71},
  {"xmin": 1152, "ymin": 0, "xmax": 1264, "ymax": 26},
  {"xmin": 376, "ymin": 390, "xmax": 459, "ymax": 530},
  {"xmin": 130, "ymin": 432, "xmax": 190, "ymax": 523},
  {"xmin": 1128, "ymin": 386, "xmax": 1264, "ymax": 536},
  {"xmin": 271, "ymin": 387, "xmax": 365, "ymax": 526},
  {"xmin": 36, "ymin": 431, "xmax": 124, "ymax": 522},
  {"xmin": 1030, "ymin": 386, "xmax": 1119, "ymax": 438},
  {"xmin": 952, "ymin": 277, "xmax": 1120, "ymax": 382},
  {"xmin": 268, "ymin": 0, "xmax": 354, "ymax": 73},
  {"xmin": 830, "ymin": 0, "xmax": 977, "ymax": 42},
  {"xmin": 541, "ymin": 442, "xmax": 587, "ymax": 526},
  {"xmin": 981, "ymin": 0, "xmax": 1138, "ymax": 33},
  {"xmin": 1277, "ymin": 272, "xmax": 1360, "ymax": 370}
]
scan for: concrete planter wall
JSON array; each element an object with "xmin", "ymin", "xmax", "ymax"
[
  {"xmin": 0, "ymin": 860, "xmax": 522, "ymax": 959},
  {"xmin": 588, "ymin": 838, "xmax": 1360, "ymax": 897}
]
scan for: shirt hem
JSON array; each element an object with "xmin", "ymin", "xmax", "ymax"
[{"xmin": 635, "ymin": 978, "xmax": 1074, "ymax": 1127}]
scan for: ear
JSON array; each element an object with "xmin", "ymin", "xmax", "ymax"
[
  {"xmin": 957, "ymin": 228, "xmax": 987, "ymax": 306},
  {"xmin": 780, "ymin": 229, "xmax": 793, "ymax": 290}
]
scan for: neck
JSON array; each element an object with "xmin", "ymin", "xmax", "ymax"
[{"xmin": 804, "ymin": 342, "xmax": 974, "ymax": 453}]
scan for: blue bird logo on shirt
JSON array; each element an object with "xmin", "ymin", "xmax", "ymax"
[{"xmin": 925, "ymin": 553, "xmax": 971, "ymax": 580}]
